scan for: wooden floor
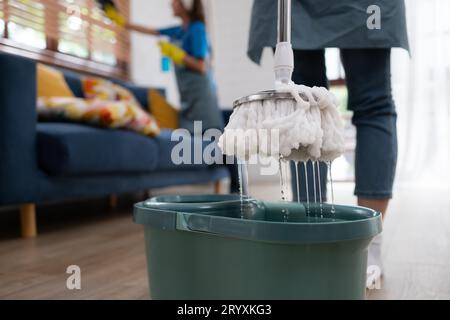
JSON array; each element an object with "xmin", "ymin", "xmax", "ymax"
[
  {"xmin": 0, "ymin": 198, "xmax": 149, "ymax": 299},
  {"xmin": 0, "ymin": 181, "xmax": 449, "ymax": 299}
]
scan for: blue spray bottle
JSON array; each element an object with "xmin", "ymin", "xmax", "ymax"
[{"xmin": 160, "ymin": 36, "xmax": 170, "ymax": 73}]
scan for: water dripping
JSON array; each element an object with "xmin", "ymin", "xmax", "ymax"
[
  {"xmin": 312, "ymin": 161, "xmax": 317, "ymax": 216},
  {"xmin": 278, "ymin": 156, "xmax": 290, "ymax": 202},
  {"xmin": 304, "ymin": 162, "xmax": 310, "ymax": 215},
  {"xmin": 328, "ymin": 161, "xmax": 336, "ymax": 215},
  {"xmin": 295, "ymin": 161, "xmax": 300, "ymax": 203},
  {"xmin": 237, "ymin": 158, "xmax": 249, "ymax": 219},
  {"xmin": 278, "ymin": 156, "xmax": 289, "ymax": 222},
  {"xmin": 317, "ymin": 161, "xmax": 323, "ymax": 218}
]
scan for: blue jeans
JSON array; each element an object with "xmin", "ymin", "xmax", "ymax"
[{"xmin": 290, "ymin": 48, "xmax": 397, "ymax": 200}]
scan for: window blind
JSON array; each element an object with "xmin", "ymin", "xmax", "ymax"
[{"xmin": 0, "ymin": 0, "xmax": 130, "ymax": 77}]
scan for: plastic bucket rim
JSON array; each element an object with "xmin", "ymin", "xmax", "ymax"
[
  {"xmin": 133, "ymin": 195, "xmax": 382, "ymax": 244},
  {"xmin": 139, "ymin": 195, "xmax": 381, "ymax": 225}
]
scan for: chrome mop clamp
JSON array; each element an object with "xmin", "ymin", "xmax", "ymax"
[{"xmin": 233, "ymin": 0, "xmax": 298, "ymax": 110}]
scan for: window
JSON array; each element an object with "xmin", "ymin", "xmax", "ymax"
[
  {"xmin": 57, "ymin": 1, "xmax": 90, "ymax": 59},
  {"xmin": 0, "ymin": 0, "xmax": 130, "ymax": 79},
  {"xmin": 6, "ymin": 0, "xmax": 46, "ymax": 49},
  {"xmin": 91, "ymin": 24, "xmax": 117, "ymax": 65}
]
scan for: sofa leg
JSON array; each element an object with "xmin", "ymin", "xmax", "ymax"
[
  {"xmin": 20, "ymin": 203, "xmax": 37, "ymax": 238},
  {"xmin": 109, "ymin": 194, "xmax": 118, "ymax": 210},
  {"xmin": 214, "ymin": 180, "xmax": 222, "ymax": 194}
]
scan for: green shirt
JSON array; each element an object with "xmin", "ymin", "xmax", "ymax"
[{"xmin": 248, "ymin": 0, "xmax": 409, "ymax": 64}]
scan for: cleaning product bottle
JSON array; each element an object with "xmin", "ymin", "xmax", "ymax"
[{"xmin": 160, "ymin": 36, "xmax": 171, "ymax": 73}]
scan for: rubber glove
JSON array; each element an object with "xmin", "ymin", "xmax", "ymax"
[
  {"xmin": 104, "ymin": 3, "xmax": 126, "ymax": 27},
  {"xmin": 158, "ymin": 41, "xmax": 186, "ymax": 66}
]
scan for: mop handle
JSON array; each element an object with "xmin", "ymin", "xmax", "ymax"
[
  {"xmin": 278, "ymin": 0, "xmax": 291, "ymax": 44},
  {"xmin": 274, "ymin": 0, "xmax": 294, "ymax": 84}
]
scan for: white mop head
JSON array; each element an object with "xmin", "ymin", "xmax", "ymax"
[{"xmin": 218, "ymin": 83, "xmax": 345, "ymax": 162}]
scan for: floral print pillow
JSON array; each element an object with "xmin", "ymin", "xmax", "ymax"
[
  {"xmin": 82, "ymin": 77, "xmax": 140, "ymax": 106},
  {"xmin": 82, "ymin": 78, "xmax": 117, "ymax": 101},
  {"xmin": 37, "ymin": 97, "xmax": 160, "ymax": 137}
]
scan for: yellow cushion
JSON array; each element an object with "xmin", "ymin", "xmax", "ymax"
[
  {"xmin": 37, "ymin": 64, "xmax": 74, "ymax": 98},
  {"xmin": 148, "ymin": 89, "xmax": 179, "ymax": 129}
]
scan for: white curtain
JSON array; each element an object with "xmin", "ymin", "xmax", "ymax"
[{"xmin": 392, "ymin": 0, "xmax": 450, "ymax": 185}]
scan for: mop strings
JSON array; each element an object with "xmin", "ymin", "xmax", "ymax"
[{"xmin": 218, "ymin": 83, "xmax": 345, "ymax": 163}]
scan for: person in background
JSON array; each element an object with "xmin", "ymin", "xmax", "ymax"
[
  {"xmin": 125, "ymin": 0, "xmax": 239, "ymax": 193},
  {"xmin": 125, "ymin": 0, "xmax": 223, "ymax": 133},
  {"xmin": 248, "ymin": 0, "xmax": 409, "ymax": 288}
]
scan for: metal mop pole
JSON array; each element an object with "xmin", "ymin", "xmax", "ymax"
[
  {"xmin": 278, "ymin": 0, "xmax": 291, "ymax": 43},
  {"xmin": 274, "ymin": 0, "xmax": 294, "ymax": 85}
]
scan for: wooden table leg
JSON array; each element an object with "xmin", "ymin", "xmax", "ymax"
[
  {"xmin": 20, "ymin": 203, "xmax": 37, "ymax": 238},
  {"xmin": 214, "ymin": 180, "xmax": 222, "ymax": 194},
  {"xmin": 109, "ymin": 194, "xmax": 118, "ymax": 210}
]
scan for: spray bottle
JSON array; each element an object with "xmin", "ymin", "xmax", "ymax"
[{"xmin": 160, "ymin": 35, "xmax": 171, "ymax": 73}]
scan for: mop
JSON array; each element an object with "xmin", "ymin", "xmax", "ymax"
[
  {"xmin": 218, "ymin": 0, "xmax": 345, "ymax": 163},
  {"xmin": 218, "ymin": 0, "xmax": 381, "ymax": 290}
]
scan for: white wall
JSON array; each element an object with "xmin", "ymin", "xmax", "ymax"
[
  {"xmin": 207, "ymin": 0, "xmax": 275, "ymax": 108},
  {"xmin": 130, "ymin": 0, "xmax": 275, "ymax": 109}
]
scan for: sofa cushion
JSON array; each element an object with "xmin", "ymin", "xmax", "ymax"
[
  {"xmin": 63, "ymin": 70, "xmax": 85, "ymax": 98},
  {"xmin": 37, "ymin": 123, "xmax": 159, "ymax": 176},
  {"xmin": 153, "ymin": 129, "xmax": 220, "ymax": 171},
  {"xmin": 37, "ymin": 64, "xmax": 74, "ymax": 98},
  {"xmin": 148, "ymin": 89, "xmax": 179, "ymax": 129}
]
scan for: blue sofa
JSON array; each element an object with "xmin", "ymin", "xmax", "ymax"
[{"xmin": 0, "ymin": 52, "xmax": 230, "ymax": 237}]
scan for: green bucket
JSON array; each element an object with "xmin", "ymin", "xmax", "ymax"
[{"xmin": 134, "ymin": 194, "xmax": 382, "ymax": 300}]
